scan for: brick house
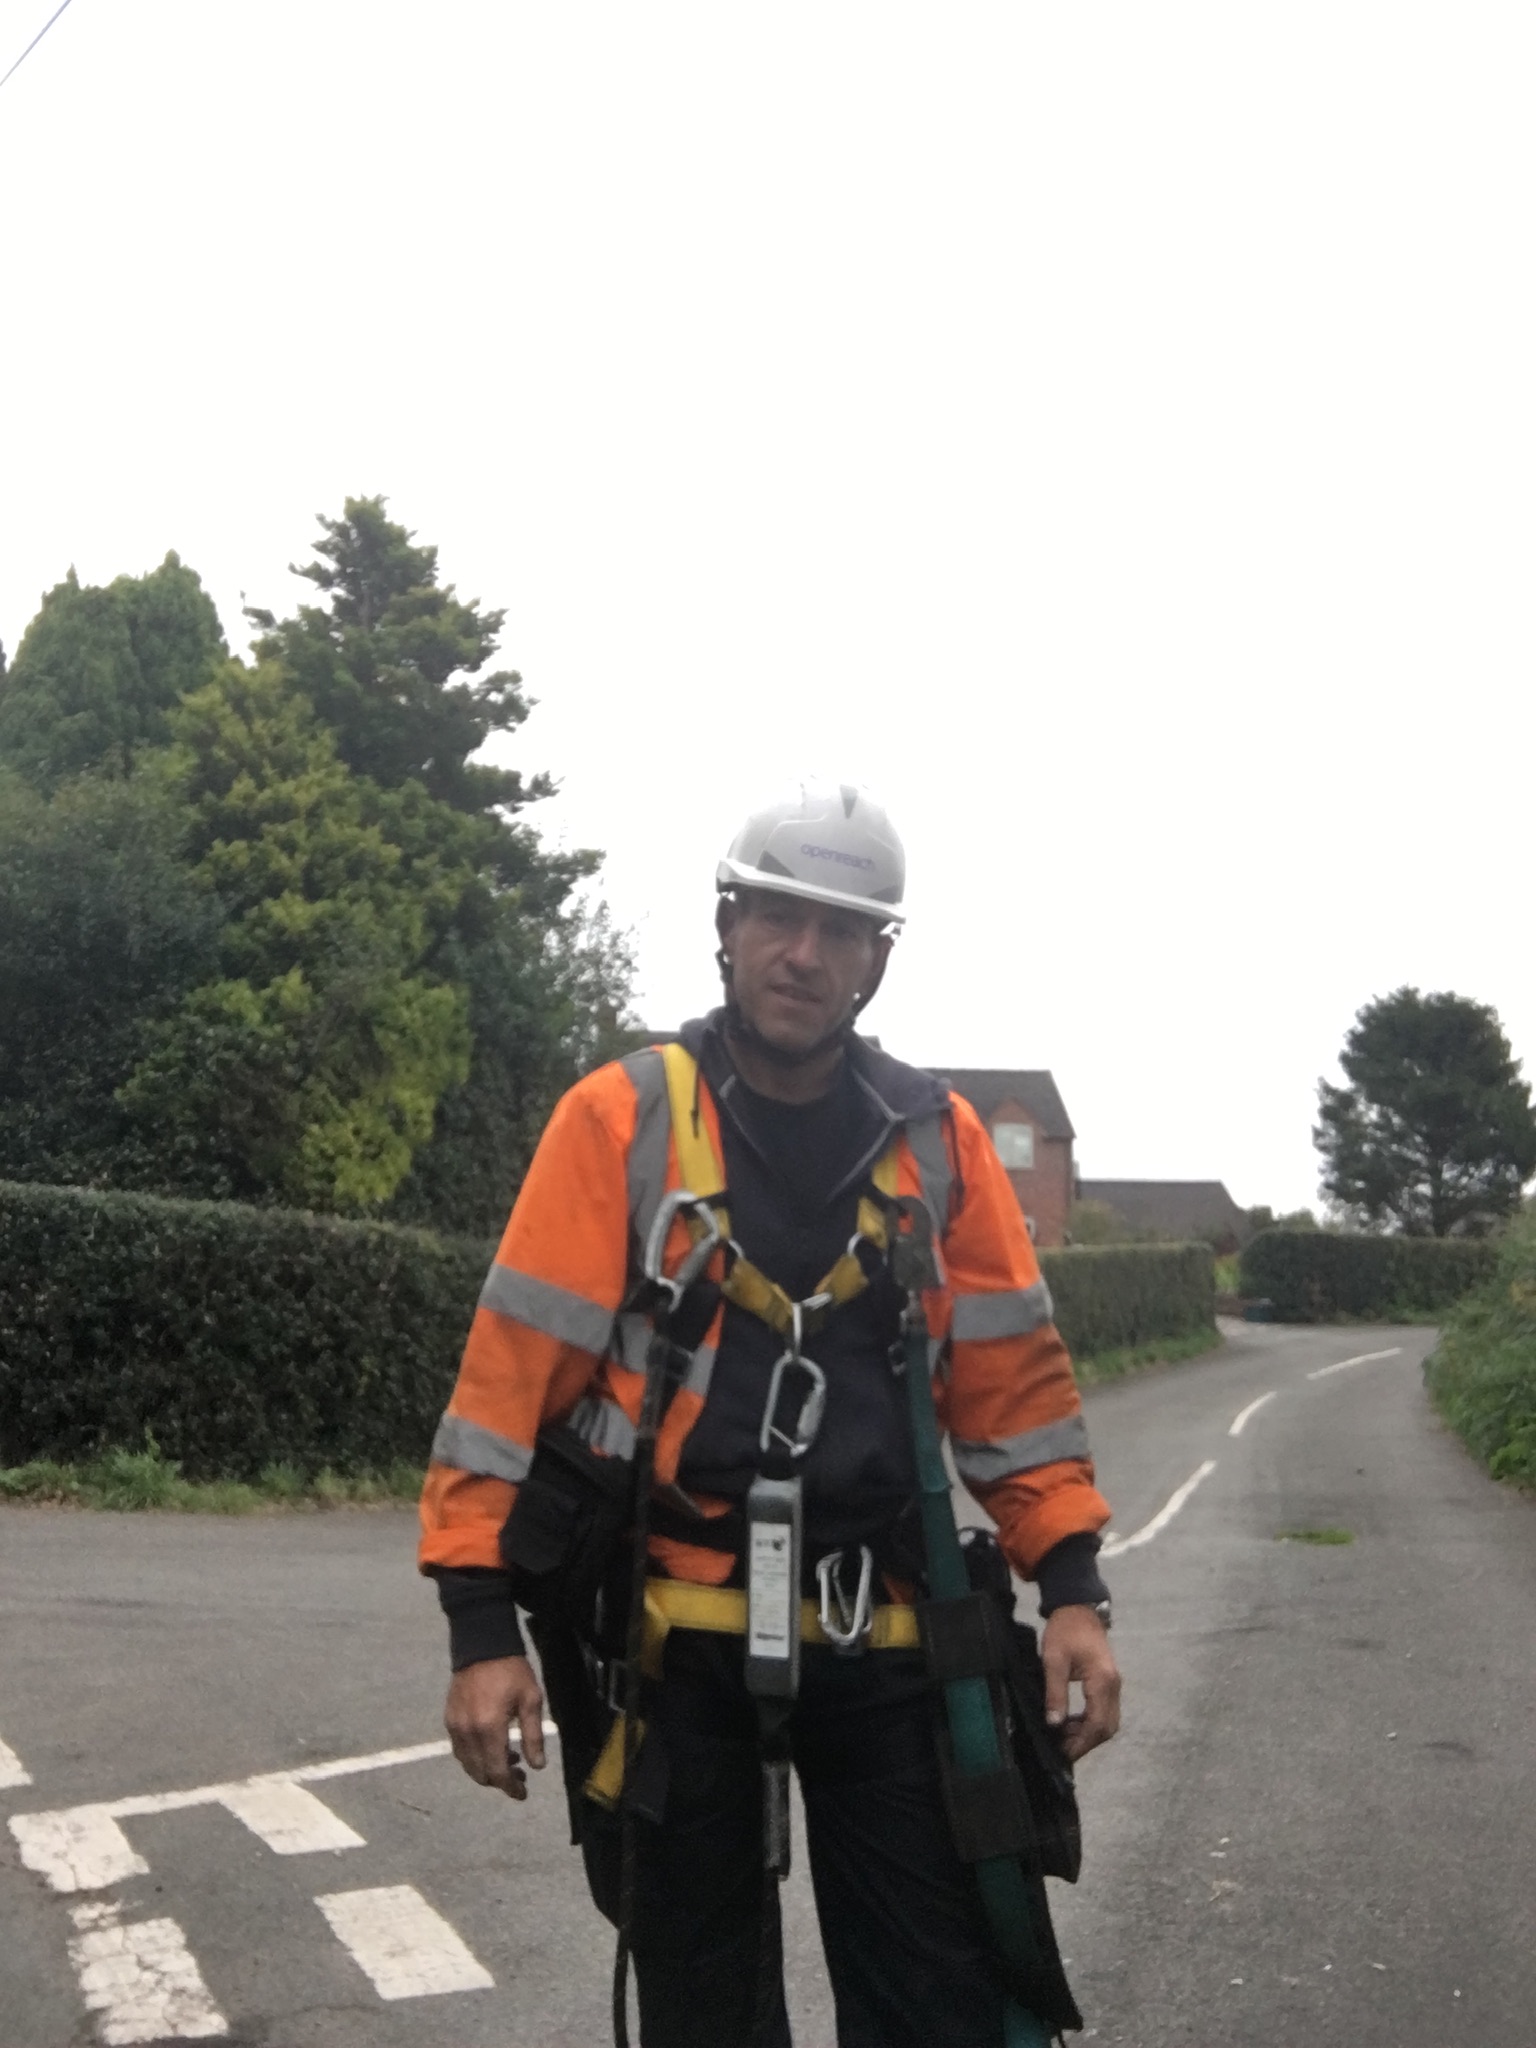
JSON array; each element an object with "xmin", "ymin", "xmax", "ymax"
[
  {"xmin": 936, "ymin": 1070, "xmax": 1076, "ymax": 1248},
  {"xmin": 1074, "ymin": 1179, "xmax": 1251, "ymax": 1253}
]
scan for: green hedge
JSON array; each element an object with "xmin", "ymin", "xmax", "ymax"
[
  {"xmin": 1039, "ymin": 1242, "xmax": 1215, "ymax": 1357},
  {"xmin": 1238, "ymin": 1229, "xmax": 1497, "ymax": 1323},
  {"xmin": 1424, "ymin": 1216, "xmax": 1536, "ymax": 1487},
  {"xmin": 0, "ymin": 1177, "xmax": 1216, "ymax": 1480},
  {"xmin": 0, "ymin": 1179, "xmax": 490, "ymax": 1479}
]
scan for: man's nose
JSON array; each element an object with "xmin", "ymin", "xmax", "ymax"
[{"xmin": 780, "ymin": 923, "xmax": 825, "ymax": 972}]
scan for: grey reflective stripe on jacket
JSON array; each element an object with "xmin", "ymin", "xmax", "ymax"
[
  {"xmin": 566, "ymin": 1394, "xmax": 638, "ymax": 1460},
  {"xmin": 950, "ymin": 1413, "xmax": 1090, "ymax": 1488},
  {"xmin": 904, "ymin": 1112, "xmax": 953, "ymax": 1250},
  {"xmin": 613, "ymin": 1310, "xmax": 717, "ymax": 1400},
  {"xmin": 951, "ymin": 1279, "xmax": 1054, "ymax": 1344},
  {"xmin": 479, "ymin": 1263, "xmax": 615, "ymax": 1355},
  {"xmin": 430, "ymin": 1413, "xmax": 534, "ymax": 1484},
  {"xmin": 622, "ymin": 1046, "xmax": 673, "ymax": 1262}
]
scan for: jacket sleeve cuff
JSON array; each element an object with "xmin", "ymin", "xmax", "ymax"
[
  {"xmin": 429, "ymin": 1566, "xmax": 527, "ymax": 1669},
  {"xmin": 1033, "ymin": 1531, "xmax": 1111, "ymax": 1616}
]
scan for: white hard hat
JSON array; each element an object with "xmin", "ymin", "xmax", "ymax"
[{"xmin": 716, "ymin": 780, "xmax": 906, "ymax": 925}]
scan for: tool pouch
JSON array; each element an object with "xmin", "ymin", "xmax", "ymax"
[
  {"xmin": 499, "ymin": 1421, "xmax": 635, "ymax": 1657},
  {"xmin": 917, "ymin": 1591, "xmax": 1035, "ymax": 1863},
  {"xmin": 953, "ymin": 1526, "xmax": 1082, "ymax": 1881}
]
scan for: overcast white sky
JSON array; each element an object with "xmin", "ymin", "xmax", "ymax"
[{"xmin": 2, "ymin": 2, "xmax": 1532, "ymax": 1215}]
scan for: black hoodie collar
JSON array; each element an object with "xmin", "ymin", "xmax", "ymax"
[{"xmin": 677, "ymin": 1008, "xmax": 951, "ymax": 1128}]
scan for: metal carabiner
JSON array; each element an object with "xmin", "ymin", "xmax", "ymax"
[
  {"xmin": 759, "ymin": 1303, "xmax": 827, "ymax": 1459},
  {"xmin": 642, "ymin": 1188, "xmax": 724, "ymax": 1311},
  {"xmin": 815, "ymin": 1546, "xmax": 874, "ymax": 1654}
]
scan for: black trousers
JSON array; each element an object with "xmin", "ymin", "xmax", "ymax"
[{"xmin": 581, "ymin": 1632, "xmax": 1010, "ymax": 2048}]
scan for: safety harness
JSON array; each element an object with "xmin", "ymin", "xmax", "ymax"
[{"xmin": 600, "ymin": 1043, "xmax": 1078, "ymax": 2048}]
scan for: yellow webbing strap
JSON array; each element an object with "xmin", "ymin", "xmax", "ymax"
[
  {"xmin": 655, "ymin": 1041, "xmax": 900, "ymax": 1338},
  {"xmin": 582, "ymin": 1578, "xmax": 922, "ymax": 1808}
]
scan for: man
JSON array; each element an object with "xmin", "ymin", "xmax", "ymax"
[{"xmin": 419, "ymin": 781, "xmax": 1120, "ymax": 2047}]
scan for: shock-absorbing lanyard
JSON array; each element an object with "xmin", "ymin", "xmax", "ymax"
[{"xmin": 892, "ymin": 1197, "xmax": 1058, "ymax": 2048}]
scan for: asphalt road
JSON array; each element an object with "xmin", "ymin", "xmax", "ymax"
[{"xmin": 2, "ymin": 1320, "xmax": 1533, "ymax": 2047}]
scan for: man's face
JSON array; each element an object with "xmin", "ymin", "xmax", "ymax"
[{"xmin": 721, "ymin": 889, "xmax": 889, "ymax": 1054}]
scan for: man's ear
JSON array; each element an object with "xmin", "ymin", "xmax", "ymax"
[{"xmin": 854, "ymin": 930, "xmax": 895, "ymax": 1015}]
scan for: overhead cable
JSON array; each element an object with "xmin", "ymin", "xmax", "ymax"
[{"xmin": 0, "ymin": 0, "xmax": 78, "ymax": 95}]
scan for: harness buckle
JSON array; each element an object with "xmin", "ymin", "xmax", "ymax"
[
  {"xmin": 642, "ymin": 1188, "xmax": 723, "ymax": 1311},
  {"xmin": 816, "ymin": 1545, "xmax": 875, "ymax": 1655}
]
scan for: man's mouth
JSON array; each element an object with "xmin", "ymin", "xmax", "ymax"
[{"xmin": 768, "ymin": 983, "xmax": 821, "ymax": 1010}]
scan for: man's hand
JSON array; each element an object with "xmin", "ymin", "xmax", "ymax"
[
  {"xmin": 1041, "ymin": 1606, "xmax": 1121, "ymax": 1764},
  {"xmin": 444, "ymin": 1656, "xmax": 547, "ymax": 1800}
]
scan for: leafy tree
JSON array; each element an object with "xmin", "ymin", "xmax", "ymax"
[
  {"xmin": 244, "ymin": 498, "xmax": 630, "ymax": 1232},
  {"xmin": 246, "ymin": 496, "xmax": 552, "ymax": 832},
  {"xmin": 1316, "ymin": 989, "xmax": 1536, "ymax": 1237},
  {"xmin": 1, "ymin": 500, "xmax": 634, "ymax": 1227},
  {"xmin": 119, "ymin": 663, "xmax": 474, "ymax": 1211},
  {"xmin": 0, "ymin": 765, "xmax": 221, "ymax": 1186},
  {"xmin": 0, "ymin": 555, "xmax": 224, "ymax": 790}
]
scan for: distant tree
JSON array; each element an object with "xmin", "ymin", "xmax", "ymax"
[
  {"xmin": 1247, "ymin": 1204, "xmax": 1321, "ymax": 1233},
  {"xmin": 0, "ymin": 556, "xmax": 225, "ymax": 789},
  {"xmin": 1066, "ymin": 1199, "xmax": 1131, "ymax": 1246},
  {"xmin": 1316, "ymin": 989, "xmax": 1536, "ymax": 1237}
]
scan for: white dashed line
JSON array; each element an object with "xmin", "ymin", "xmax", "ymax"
[
  {"xmin": 9, "ymin": 1730, "xmax": 563, "ymax": 1892},
  {"xmin": 215, "ymin": 1778, "xmax": 366, "ymax": 1856},
  {"xmin": 1228, "ymin": 1391, "xmax": 1276, "ymax": 1437},
  {"xmin": 316, "ymin": 1884, "xmax": 495, "ymax": 1999},
  {"xmin": 1307, "ymin": 1347, "xmax": 1402, "ymax": 1381},
  {"xmin": 11, "ymin": 1807, "xmax": 150, "ymax": 1893},
  {"xmin": 1100, "ymin": 1460, "xmax": 1218, "ymax": 1559},
  {"xmin": 0, "ymin": 1727, "xmax": 34, "ymax": 1790},
  {"xmin": 67, "ymin": 1899, "xmax": 227, "ymax": 2042},
  {"xmin": 9, "ymin": 1741, "xmax": 448, "ymax": 1892}
]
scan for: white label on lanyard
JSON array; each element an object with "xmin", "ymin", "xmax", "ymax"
[{"xmin": 748, "ymin": 1523, "xmax": 795, "ymax": 1659}]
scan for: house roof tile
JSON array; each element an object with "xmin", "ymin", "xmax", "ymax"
[{"xmin": 935, "ymin": 1070, "xmax": 1075, "ymax": 1142}]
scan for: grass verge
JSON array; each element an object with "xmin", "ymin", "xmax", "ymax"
[
  {"xmin": 0, "ymin": 1446, "xmax": 425, "ymax": 1513},
  {"xmin": 1424, "ymin": 1214, "xmax": 1536, "ymax": 1490},
  {"xmin": 1074, "ymin": 1325, "xmax": 1223, "ymax": 1386},
  {"xmin": 1276, "ymin": 1527, "xmax": 1354, "ymax": 1545}
]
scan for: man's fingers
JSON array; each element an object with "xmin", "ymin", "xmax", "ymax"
[
  {"xmin": 1062, "ymin": 1661, "xmax": 1122, "ymax": 1762},
  {"xmin": 518, "ymin": 1691, "xmax": 547, "ymax": 1772},
  {"xmin": 444, "ymin": 1657, "xmax": 542, "ymax": 1798},
  {"xmin": 1042, "ymin": 1635, "xmax": 1072, "ymax": 1728}
]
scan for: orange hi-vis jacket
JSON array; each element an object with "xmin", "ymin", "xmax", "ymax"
[{"xmin": 419, "ymin": 1025, "xmax": 1111, "ymax": 1596}]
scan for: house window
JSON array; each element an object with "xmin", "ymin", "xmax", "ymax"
[{"xmin": 991, "ymin": 1121, "xmax": 1035, "ymax": 1170}]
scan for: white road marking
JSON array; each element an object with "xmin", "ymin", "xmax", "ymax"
[
  {"xmin": 1101, "ymin": 1460, "xmax": 1218, "ymax": 1559},
  {"xmin": 215, "ymin": 1778, "xmax": 365, "ymax": 1855},
  {"xmin": 1307, "ymin": 1347, "xmax": 1402, "ymax": 1381},
  {"xmin": 316, "ymin": 1884, "xmax": 495, "ymax": 2000},
  {"xmin": 11, "ymin": 1807, "xmax": 149, "ymax": 1893},
  {"xmin": 0, "ymin": 1726, "xmax": 33, "ymax": 1789},
  {"xmin": 285, "ymin": 1739, "xmax": 451, "ymax": 1785},
  {"xmin": 67, "ymin": 1902, "xmax": 227, "ymax": 2042},
  {"xmin": 1229, "ymin": 1391, "xmax": 1277, "ymax": 1437},
  {"xmin": 9, "ymin": 1727, "xmax": 565, "ymax": 1892},
  {"xmin": 7, "ymin": 1740, "xmax": 459, "ymax": 1891}
]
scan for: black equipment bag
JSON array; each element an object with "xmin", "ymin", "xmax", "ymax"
[
  {"xmin": 499, "ymin": 1420, "xmax": 634, "ymax": 1655},
  {"xmin": 957, "ymin": 1527, "xmax": 1082, "ymax": 1884}
]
